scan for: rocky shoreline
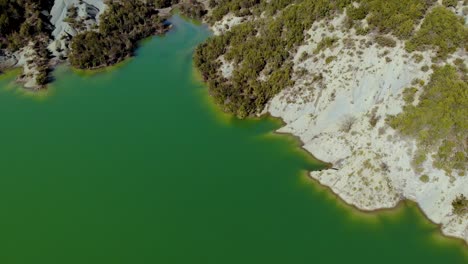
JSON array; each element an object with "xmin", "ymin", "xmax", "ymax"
[
  {"xmin": 210, "ymin": 4, "xmax": 467, "ymax": 243},
  {"xmin": 267, "ymin": 13, "xmax": 467, "ymax": 243}
]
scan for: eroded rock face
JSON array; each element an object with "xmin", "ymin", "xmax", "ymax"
[
  {"xmin": 48, "ymin": 0, "xmax": 107, "ymax": 57},
  {"xmin": 0, "ymin": 50, "xmax": 18, "ymax": 70}
]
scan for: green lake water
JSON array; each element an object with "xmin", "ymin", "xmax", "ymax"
[{"xmin": 0, "ymin": 16, "xmax": 466, "ymax": 264}]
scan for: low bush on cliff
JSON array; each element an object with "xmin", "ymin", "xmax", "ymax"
[
  {"xmin": 452, "ymin": 194, "xmax": 467, "ymax": 215},
  {"xmin": 69, "ymin": 1, "xmax": 166, "ymax": 69},
  {"xmin": 374, "ymin": 35, "xmax": 396, "ymax": 48}
]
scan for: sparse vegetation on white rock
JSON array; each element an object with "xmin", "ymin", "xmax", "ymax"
[{"xmin": 266, "ymin": 12, "xmax": 467, "ymax": 242}]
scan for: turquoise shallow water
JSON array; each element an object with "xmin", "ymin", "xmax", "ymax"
[{"xmin": 0, "ymin": 16, "xmax": 466, "ymax": 264}]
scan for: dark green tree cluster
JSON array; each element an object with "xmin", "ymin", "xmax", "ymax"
[
  {"xmin": 406, "ymin": 6, "xmax": 468, "ymax": 59},
  {"xmin": 195, "ymin": 0, "xmax": 352, "ymax": 118},
  {"xmin": 179, "ymin": 0, "xmax": 208, "ymax": 20},
  {"xmin": 153, "ymin": 0, "xmax": 175, "ymax": 8},
  {"xmin": 31, "ymin": 38, "xmax": 51, "ymax": 85},
  {"xmin": 0, "ymin": 0, "xmax": 54, "ymax": 50},
  {"xmin": 374, "ymin": 35, "xmax": 396, "ymax": 48},
  {"xmin": 452, "ymin": 194, "xmax": 467, "ymax": 215},
  {"xmin": 208, "ymin": 0, "xmax": 262, "ymax": 22},
  {"xmin": 388, "ymin": 65, "xmax": 467, "ymax": 175},
  {"xmin": 69, "ymin": 0, "xmax": 167, "ymax": 69},
  {"xmin": 442, "ymin": 0, "xmax": 458, "ymax": 8}
]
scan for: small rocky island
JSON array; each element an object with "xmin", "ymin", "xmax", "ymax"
[{"xmin": 0, "ymin": 0, "xmax": 467, "ymax": 244}]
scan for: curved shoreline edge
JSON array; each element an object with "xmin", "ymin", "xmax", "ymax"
[
  {"xmin": 191, "ymin": 55, "xmax": 468, "ymax": 248},
  {"xmin": 270, "ymin": 114, "xmax": 468, "ymax": 247}
]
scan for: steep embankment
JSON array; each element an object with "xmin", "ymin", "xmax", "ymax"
[{"xmin": 197, "ymin": 0, "xmax": 468, "ymax": 242}]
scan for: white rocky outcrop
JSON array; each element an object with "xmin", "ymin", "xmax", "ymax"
[
  {"xmin": 265, "ymin": 13, "xmax": 468, "ymax": 242},
  {"xmin": 16, "ymin": 44, "xmax": 43, "ymax": 88},
  {"xmin": 48, "ymin": 0, "xmax": 106, "ymax": 57},
  {"xmin": 212, "ymin": 14, "xmax": 245, "ymax": 35}
]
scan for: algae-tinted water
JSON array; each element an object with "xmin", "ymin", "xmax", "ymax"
[{"xmin": 0, "ymin": 17, "xmax": 466, "ymax": 264}]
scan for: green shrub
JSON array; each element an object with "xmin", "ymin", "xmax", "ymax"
[
  {"xmin": 179, "ymin": 0, "xmax": 207, "ymax": 20},
  {"xmin": 325, "ymin": 56, "xmax": 337, "ymax": 64},
  {"xmin": 347, "ymin": 4, "xmax": 368, "ymax": 20},
  {"xmin": 442, "ymin": 0, "xmax": 458, "ymax": 7},
  {"xmin": 419, "ymin": 174, "xmax": 429, "ymax": 183},
  {"xmin": 355, "ymin": 26, "xmax": 369, "ymax": 35},
  {"xmin": 0, "ymin": 0, "xmax": 53, "ymax": 51},
  {"xmin": 314, "ymin": 36, "xmax": 339, "ymax": 54},
  {"xmin": 374, "ymin": 35, "xmax": 396, "ymax": 48},
  {"xmin": 402, "ymin": 87, "xmax": 418, "ymax": 104},
  {"xmin": 452, "ymin": 194, "xmax": 468, "ymax": 215},
  {"xmin": 412, "ymin": 53, "xmax": 424, "ymax": 63}
]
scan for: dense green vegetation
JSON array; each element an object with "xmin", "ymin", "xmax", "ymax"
[
  {"xmin": 347, "ymin": 0, "xmax": 436, "ymax": 39},
  {"xmin": 406, "ymin": 6, "xmax": 468, "ymax": 59},
  {"xmin": 195, "ymin": 0, "xmax": 352, "ymax": 118},
  {"xmin": 69, "ymin": 0, "xmax": 167, "ymax": 69},
  {"xmin": 208, "ymin": 0, "xmax": 262, "ymax": 22},
  {"xmin": 0, "ymin": 0, "xmax": 53, "ymax": 50},
  {"xmin": 179, "ymin": 0, "xmax": 208, "ymax": 20},
  {"xmin": 451, "ymin": 194, "xmax": 467, "ymax": 215},
  {"xmin": 388, "ymin": 65, "xmax": 467, "ymax": 176},
  {"xmin": 442, "ymin": 0, "xmax": 458, "ymax": 8}
]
